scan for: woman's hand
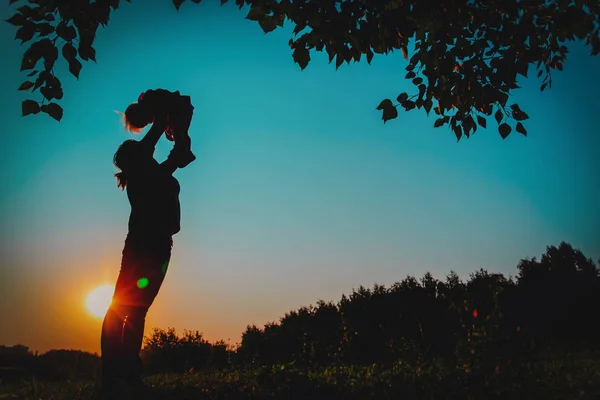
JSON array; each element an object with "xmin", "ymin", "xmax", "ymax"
[{"xmin": 153, "ymin": 112, "xmax": 169, "ymax": 132}]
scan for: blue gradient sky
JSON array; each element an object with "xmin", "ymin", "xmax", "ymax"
[{"xmin": 1, "ymin": 1, "xmax": 599, "ymax": 353}]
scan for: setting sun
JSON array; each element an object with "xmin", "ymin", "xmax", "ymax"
[{"xmin": 85, "ymin": 285, "xmax": 114, "ymax": 319}]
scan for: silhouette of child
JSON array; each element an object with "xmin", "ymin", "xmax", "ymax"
[{"xmin": 122, "ymin": 89, "xmax": 196, "ymax": 168}]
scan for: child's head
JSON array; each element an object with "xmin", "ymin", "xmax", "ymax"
[{"xmin": 122, "ymin": 103, "xmax": 153, "ymax": 133}]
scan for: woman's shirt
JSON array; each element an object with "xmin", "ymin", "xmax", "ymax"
[{"xmin": 126, "ymin": 158, "xmax": 181, "ymax": 238}]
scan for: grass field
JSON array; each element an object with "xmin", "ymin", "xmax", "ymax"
[{"xmin": 2, "ymin": 352, "xmax": 599, "ymax": 400}]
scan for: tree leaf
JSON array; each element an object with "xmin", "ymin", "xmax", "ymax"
[
  {"xmin": 403, "ymin": 100, "xmax": 416, "ymax": 111},
  {"xmin": 292, "ymin": 46, "xmax": 310, "ymax": 70},
  {"xmin": 17, "ymin": 5, "xmax": 33, "ymax": 17},
  {"xmin": 22, "ymin": 99, "xmax": 40, "ymax": 116},
  {"xmin": 41, "ymin": 102, "xmax": 63, "ymax": 122},
  {"xmin": 405, "ymin": 71, "xmax": 416, "ymax": 79},
  {"xmin": 516, "ymin": 60, "xmax": 528, "ymax": 78},
  {"xmin": 90, "ymin": 1, "xmax": 112, "ymax": 26},
  {"xmin": 6, "ymin": 13, "xmax": 26, "ymax": 26},
  {"xmin": 258, "ymin": 16, "xmax": 278, "ymax": 34},
  {"xmin": 57, "ymin": 24, "xmax": 76, "ymax": 41},
  {"xmin": 381, "ymin": 104, "xmax": 398, "ymax": 123},
  {"xmin": 246, "ymin": 7, "xmax": 264, "ymax": 22},
  {"xmin": 424, "ymin": 98, "xmax": 433, "ymax": 115},
  {"xmin": 513, "ymin": 111, "xmax": 529, "ymax": 121},
  {"xmin": 396, "ymin": 93, "xmax": 408, "ymax": 103},
  {"xmin": 18, "ymin": 81, "xmax": 34, "ymax": 91},
  {"xmin": 376, "ymin": 99, "xmax": 393, "ymax": 111},
  {"xmin": 62, "ymin": 42, "xmax": 77, "ymax": 62},
  {"xmin": 494, "ymin": 109, "xmax": 503, "ymax": 124},
  {"xmin": 41, "ymin": 85, "xmax": 59, "ymax": 100},
  {"xmin": 35, "ymin": 22, "xmax": 54, "ymax": 36},
  {"xmin": 434, "ymin": 118, "xmax": 445, "ymax": 128},
  {"xmin": 20, "ymin": 55, "xmax": 37, "ymax": 71},
  {"xmin": 33, "ymin": 73, "xmax": 46, "ymax": 91},
  {"xmin": 54, "ymin": 87, "xmax": 64, "ymax": 100},
  {"xmin": 453, "ymin": 125, "xmax": 462, "ymax": 141},
  {"xmin": 366, "ymin": 49, "xmax": 374, "ymax": 64},
  {"xmin": 401, "ymin": 46, "xmax": 408, "ymax": 60},
  {"xmin": 41, "ymin": 40, "xmax": 59, "ymax": 70},
  {"xmin": 498, "ymin": 123, "xmax": 511, "ymax": 139},
  {"xmin": 15, "ymin": 24, "xmax": 35, "ymax": 43},
  {"xmin": 477, "ymin": 115, "xmax": 487, "ymax": 128},
  {"xmin": 335, "ymin": 53, "xmax": 344, "ymax": 70},
  {"xmin": 173, "ymin": 0, "xmax": 185, "ymax": 10},
  {"xmin": 78, "ymin": 45, "xmax": 96, "ymax": 62},
  {"xmin": 498, "ymin": 91, "xmax": 509, "ymax": 107},
  {"xmin": 412, "ymin": 77, "xmax": 423, "ymax": 85},
  {"xmin": 20, "ymin": 40, "xmax": 47, "ymax": 71},
  {"xmin": 26, "ymin": 69, "xmax": 38, "ymax": 77},
  {"xmin": 516, "ymin": 122, "xmax": 527, "ymax": 136},
  {"xmin": 68, "ymin": 58, "xmax": 82, "ymax": 79}
]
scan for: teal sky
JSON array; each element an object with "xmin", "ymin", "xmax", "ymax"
[{"xmin": 1, "ymin": 2, "xmax": 599, "ymax": 353}]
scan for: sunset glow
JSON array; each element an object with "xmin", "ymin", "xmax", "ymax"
[
  {"xmin": 85, "ymin": 285, "xmax": 114, "ymax": 319},
  {"xmin": 1, "ymin": 0, "xmax": 599, "ymax": 356}
]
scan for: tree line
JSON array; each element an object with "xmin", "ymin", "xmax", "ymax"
[{"xmin": 1, "ymin": 241, "xmax": 598, "ymax": 380}]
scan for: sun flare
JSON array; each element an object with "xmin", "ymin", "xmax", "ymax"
[{"xmin": 86, "ymin": 285, "xmax": 114, "ymax": 319}]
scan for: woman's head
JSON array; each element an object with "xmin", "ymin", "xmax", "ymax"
[
  {"xmin": 122, "ymin": 103, "xmax": 153, "ymax": 133},
  {"xmin": 113, "ymin": 139, "xmax": 142, "ymax": 189}
]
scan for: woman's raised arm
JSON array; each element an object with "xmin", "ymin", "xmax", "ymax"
[{"xmin": 139, "ymin": 113, "xmax": 168, "ymax": 153}]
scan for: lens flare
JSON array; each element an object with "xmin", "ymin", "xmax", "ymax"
[
  {"xmin": 85, "ymin": 285, "xmax": 114, "ymax": 319},
  {"xmin": 137, "ymin": 277, "xmax": 149, "ymax": 289}
]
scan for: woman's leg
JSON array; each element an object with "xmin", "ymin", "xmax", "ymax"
[
  {"xmin": 100, "ymin": 242, "xmax": 138, "ymax": 385},
  {"xmin": 101, "ymin": 236, "xmax": 172, "ymax": 383},
  {"xmin": 119, "ymin": 237, "xmax": 172, "ymax": 379},
  {"xmin": 100, "ymin": 305, "xmax": 126, "ymax": 383}
]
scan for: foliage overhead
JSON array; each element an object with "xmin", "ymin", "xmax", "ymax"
[{"xmin": 5, "ymin": 0, "xmax": 600, "ymax": 140}]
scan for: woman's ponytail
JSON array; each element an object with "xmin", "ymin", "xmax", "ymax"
[
  {"xmin": 115, "ymin": 171, "xmax": 128, "ymax": 190},
  {"xmin": 113, "ymin": 139, "xmax": 139, "ymax": 190}
]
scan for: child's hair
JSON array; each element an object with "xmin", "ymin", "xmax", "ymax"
[
  {"xmin": 120, "ymin": 103, "xmax": 153, "ymax": 133},
  {"xmin": 113, "ymin": 139, "xmax": 140, "ymax": 190}
]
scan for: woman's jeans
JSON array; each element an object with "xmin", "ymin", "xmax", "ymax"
[{"xmin": 101, "ymin": 233, "xmax": 173, "ymax": 383}]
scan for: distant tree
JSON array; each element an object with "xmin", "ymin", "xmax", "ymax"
[
  {"xmin": 6, "ymin": 0, "xmax": 600, "ymax": 140},
  {"xmin": 514, "ymin": 242, "xmax": 600, "ymax": 348},
  {"xmin": 35, "ymin": 349, "xmax": 99, "ymax": 380},
  {"xmin": 0, "ymin": 345, "xmax": 35, "ymax": 381},
  {"xmin": 239, "ymin": 324, "xmax": 265, "ymax": 364},
  {"xmin": 141, "ymin": 327, "xmax": 222, "ymax": 374},
  {"xmin": 235, "ymin": 242, "xmax": 599, "ymax": 367},
  {"xmin": 210, "ymin": 340, "xmax": 231, "ymax": 368}
]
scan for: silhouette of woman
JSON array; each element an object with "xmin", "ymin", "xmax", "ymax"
[{"xmin": 100, "ymin": 113, "xmax": 184, "ymax": 394}]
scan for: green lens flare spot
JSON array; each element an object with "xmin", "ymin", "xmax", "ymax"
[
  {"xmin": 137, "ymin": 277, "xmax": 149, "ymax": 289},
  {"xmin": 162, "ymin": 261, "xmax": 169, "ymax": 275}
]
